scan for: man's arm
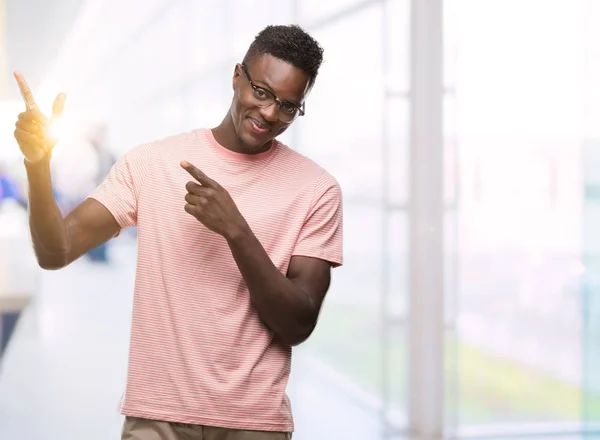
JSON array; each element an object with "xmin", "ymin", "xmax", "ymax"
[
  {"xmin": 12, "ymin": 72, "xmax": 129, "ymax": 270},
  {"xmin": 25, "ymin": 158, "xmax": 121, "ymax": 270},
  {"xmin": 180, "ymin": 161, "xmax": 343, "ymax": 346},
  {"xmin": 227, "ymin": 229, "xmax": 331, "ymax": 346}
]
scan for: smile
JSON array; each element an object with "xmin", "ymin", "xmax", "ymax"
[{"xmin": 249, "ymin": 118, "xmax": 269, "ymax": 134}]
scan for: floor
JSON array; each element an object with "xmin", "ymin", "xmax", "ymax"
[{"xmin": 0, "ymin": 238, "xmax": 386, "ymax": 440}]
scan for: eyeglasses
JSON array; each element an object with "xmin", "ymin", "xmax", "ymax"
[{"xmin": 240, "ymin": 63, "xmax": 305, "ymax": 123}]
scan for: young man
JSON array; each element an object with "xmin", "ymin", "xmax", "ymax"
[{"xmin": 13, "ymin": 25, "xmax": 343, "ymax": 440}]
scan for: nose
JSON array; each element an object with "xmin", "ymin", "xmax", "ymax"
[{"xmin": 259, "ymin": 101, "xmax": 279, "ymax": 123}]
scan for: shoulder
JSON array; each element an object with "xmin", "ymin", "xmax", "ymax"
[
  {"xmin": 274, "ymin": 141, "xmax": 342, "ymax": 197},
  {"xmin": 121, "ymin": 129, "xmax": 202, "ymax": 163}
]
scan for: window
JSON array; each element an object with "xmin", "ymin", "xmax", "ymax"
[
  {"xmin": 296, "ymin": 3, "xmax": 410, "ymax": 434},
  {"xmin": 445, "ymin": 0, "xmax": 592, "ymax": 433}
]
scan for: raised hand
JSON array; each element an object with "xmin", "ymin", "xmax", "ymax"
[
  {"xmin": 181, "ymin": 161, "xmax": 249, "ymax": 240},
  {"xmin": 13, "ymin": 72, "xmax": 66, "ymax": 163}
]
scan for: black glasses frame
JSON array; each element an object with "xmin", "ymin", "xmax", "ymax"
[{"xmin": 240, "ymin": 63, "xmax": 306, "ymax": 122}]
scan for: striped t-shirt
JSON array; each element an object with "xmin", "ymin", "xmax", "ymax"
[{"xmin": 88, "ymin": 128, "xmax": 343, "ymax": 432}]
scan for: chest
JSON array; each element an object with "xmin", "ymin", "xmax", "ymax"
[{"xmin": 136, "ymin": 159, "xmax": 313, "ymax": 270}]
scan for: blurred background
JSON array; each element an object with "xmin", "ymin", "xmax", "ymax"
[{"xmin": 0, "ymin": 0, "xmax": 599, "ymax": 439}]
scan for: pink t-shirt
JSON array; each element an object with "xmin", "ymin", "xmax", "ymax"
[{"xmin": 88, "ymin": 128, "xmax": 343, "ymax": 432}]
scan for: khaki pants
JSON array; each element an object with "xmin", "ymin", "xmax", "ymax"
[{"xmin": 122, "ymin": 417, "xmax": 291, "ymax": 440}]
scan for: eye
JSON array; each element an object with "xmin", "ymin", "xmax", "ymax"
[
  {"xmin": 253, "ymin": 87, "xmax": 269, "ymax": 100},
  {"xmin": 281, "ymin": 102, "xmax": 297, "ymax": 115}
]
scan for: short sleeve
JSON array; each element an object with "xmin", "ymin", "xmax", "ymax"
[
  {"xmin": 292, "ymin": 172, "xmax": 344, "ymax": 267},
  {"xmin": 87, "ymin": 145, "xmax": 149, "ymax": 229}
]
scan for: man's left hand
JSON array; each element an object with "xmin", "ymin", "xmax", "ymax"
[{"xmin": 181, "ymin": 161, "xmax": 248, "ymax": 239}]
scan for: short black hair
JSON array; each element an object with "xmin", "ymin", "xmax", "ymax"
[{"xmin": 243, "ymin": 25, "xmax": 324, "ymax": 87}]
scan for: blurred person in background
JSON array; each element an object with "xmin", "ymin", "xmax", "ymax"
[
  {"xmin": 0, "ymin": 164, "xmax": 20, "ymax": 203},
  {"xmin": 49, "ymin": 125, "xmax": 100, "ymax": 254},
  {"xmin": 86, "ymin": 123, "xmax": 116, "ymax": 262},
  {"xmin": 13, "ymin": 24, "xmax": 342, "ymax": 440},
  {"xmin": 0, "ymin": 163, "xmax": 27, "ymax": 209},
  {"xmin": 50, "ymin": 131, "xmax": 98, "ymax": 207},
  {"xmin": 88, "ymin": 123, "xmax": 116, "ymax": 185}
]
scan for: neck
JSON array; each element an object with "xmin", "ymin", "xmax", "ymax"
[{"xmin": 212, "ymin": 112, "xmax": 272, "ymax": 155}]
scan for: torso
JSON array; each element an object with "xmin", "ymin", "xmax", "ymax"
[{"xmin": 119, "ymin": 129, "xmax": 332, "ymax": 431}]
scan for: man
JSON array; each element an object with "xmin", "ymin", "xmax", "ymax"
[{"xmin": 13, "ymin": 25, "xmax": 342, "ymax": 439}]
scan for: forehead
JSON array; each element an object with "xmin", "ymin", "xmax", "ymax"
[{"xmin": 246, "ymin": 55, "xmax": 311, "ymax": 101}]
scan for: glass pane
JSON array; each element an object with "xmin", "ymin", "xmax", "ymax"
[
  {"xmin": 445, "ymin": 209, "xmax": 460, "ymax": 432},
  {"xmin": 443, "ymin": 0, "xmax": 459, "ymax": 90},
  {"xmin": 384, "ymin": 0, "xmax": 410, "ymax": 94},
  {"xmin": 444, "ymin": 210, "xmax": 459, "ymax": 326},
  {"xmin": 386, "ymin": 98, "xmax": 409, "ymax": 205},
  {"xmin": 303, "ymin": 204, "xmax": 408, "ymax": 428},
  {"xmin": 186, "ymin": 0, "xmax": 230, "ymax": 73},
  {"xmin": 447, "ymin": 0, "xmax": 588, "ymax": 431},
  {"xmin": 582, "ymin": 138, "xmax": 600, "ymax": 426},
  {"xmin": 386, "ymin": 211, "xmax": 409, "ymax": 320},
  {"xmin": 229, "ymin": 0, "xmax": 293, "ymax": 59},
  {"xmin": 444, "ymin": 95, "xmax": 458, "ymax": 207},
  {"xmin": 582, "ymin": 10, "xmax": 600, "ymax": 425},
  {"xmin": 297, "ymin": 3, "xmax": 383, "ymax": 201},
  {"xmin": 302, "ymin": 202, "xmax": 383, "ymax": 409},
  {"xmin": 384, "ymin": 321, "xmax": 408, "ymax": 429},
  {"xmin": 297, "ymin": 0, "xmax": 368, "ymax": 24},
  {"xmin": 294, "ymin": 5, "xmax": 409, "ymax": 431},
  {"xmin": 185, "ymin": 69, "xmax": 231, "ymax": 130},
  {"xmin": 120, "ymin": 3, "xmax": 186, "ymax": 96},
  {"xmin": 384, "ymin": 211, "xmax": 409, "ymax": 425},
  {"xmin": 583, "ymin": 0, "xmax": 600, "ymax": 140}
]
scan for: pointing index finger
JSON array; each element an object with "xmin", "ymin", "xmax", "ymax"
[
  {"xmin": 14, "ymin": 72, "xmax": 37, "ymax": 110},
  {"xmin": 181, "ymin": 161, "xmax": 217, "ymax": 188}
]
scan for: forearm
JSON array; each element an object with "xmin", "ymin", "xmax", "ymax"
[
  {"xmin": 24, "ymin": 158, "xmax": 70, "ymax": 265},
  {"xmin": 226, "ymin": 226, "xmax": 317, "ymax": 345}
]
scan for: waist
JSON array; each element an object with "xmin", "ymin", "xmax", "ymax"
[{"xmin": 122, "ymin": 345, "xmax": 293, "ymax": 430}]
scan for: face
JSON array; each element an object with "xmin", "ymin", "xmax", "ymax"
[{"xmin": 230, "ymin": 55, "xmax": 312, "ymax": 152}]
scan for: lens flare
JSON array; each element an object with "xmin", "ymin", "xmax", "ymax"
[{"xmin": 48, "ymin": 117, "xmax": 64, "ymax": 141}]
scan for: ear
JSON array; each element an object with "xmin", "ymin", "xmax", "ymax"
[{"xmin": 232, "ymin": 63, "xmax": 242, "ymax": 90}]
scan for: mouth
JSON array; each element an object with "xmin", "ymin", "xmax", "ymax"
[{"xmin": 248, "ymin": 118, "xmax": 270, "ymax": 135}]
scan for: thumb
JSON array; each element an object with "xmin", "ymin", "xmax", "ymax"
[{"xmin": 51, "ymin": 93, "xmax": 67, "ymax": 121}]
